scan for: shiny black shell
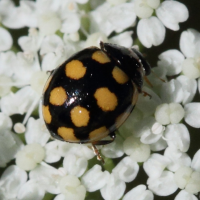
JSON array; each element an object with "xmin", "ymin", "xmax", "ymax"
[{"xmin": 42, "ymin": 42, "xmax": 151, "ymax": 144}]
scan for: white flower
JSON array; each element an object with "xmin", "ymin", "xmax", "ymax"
[
  {"xmin": 175, "ymin": 166, "xmax": 200, "ymax": 194},
  {"xmin": 180, "ymin": 29, "xmax": 200, "ymax": 80},
  {"xmin": 157, "ymin": 49, "xmax": 184, "ymax": 76},
  {"xmin": 63, "ymin": 153, "xmax": 88, "ymax": 177},
  {"xmin": 160, "ymin": 80, "xmax": 184, "ymax": 103},
  {"xmin": 0, "ymin": 113, "xmax": 23, "ymax": 167},
  {"xmin": 184, "ymin": 103, "xmax": 200, "ymax": 128},
  {"xmin": 122, "ymin": 185, "xmax": 154, "ymax": 200},
  {"xmin": 101, "ymin": 135, "xmax": 124, "ymax": 158},
  {"xmin": 173, "ymin": 149, "xmax": 200, "ymax": 198},
  {"xmin": 29, "ymin": 162, "xmax": 63, "ymax": 194},
  {"xmin": 100, "ymin": 174, "xmax": 126, "ymax": 200},
  {"xmin": 123, "ymin": 136, "xmax": 151, "ymax": 162},
  {"xmin": 81, "ymin": 164, "xmax": 110, "ymax": 192},
  {"xmin": 143, "ymin": 153, "xmax": 171, "ymax": 179},
  {"xmin": 90, "ymin": 2, "xmax": 136, "ymax": 36},
  {"xmin": 164, "ymin": 124, "xmax": 190, "ymax": 152},
  {"xmin": 0, "ymin": 27, "xmax": 13, "ymax": 51},
  {"xmin": 17, "ymin": 179, "xmax": 45, "ymax": 200},
  {"xmin": 156, "ymin": 1, "xmax": 189, "ymax": 31},
  {"xmin": 155, "ymin": 103, "xmax": 185, "ymax": 125},
  {"xmin": 175, "ymin": 190, "xmax": 198, "ymax": 200},
  {"xmin": 137, "ymin": 16, "xmax": 165, "ymax": 48},
  {"xmin": 0, "ymin": 165, "xmax": 27, "ymax": 199},
  {"xmin": 164, "ymin": 147, "xmax": 191, "ymax": 172},
  {"xmin": 135, "ymin": 0, "xmax": 188, "ymax": 47},
  {"xmin": 112, "ymin": 156, "xmax": 139, "ymax": 182},
  {"xmin": 56, "ymin": 175, "xmax": 86, "ymax": 200},
  {"xmin": 25, "ymin": 117, "xmax": 50, "ymax": 146},
  {"xmin": 147, "ymin": 171, "xmax": 178, "ymax": 196},
  {"xmin": 16, "ymin": 143, "xmax": 45, "ymax": 171}
]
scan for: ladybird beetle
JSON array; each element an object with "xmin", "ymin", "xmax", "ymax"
[{"xmin": 42, "ymin": 42, "xmax": 151, "ymax": 160}]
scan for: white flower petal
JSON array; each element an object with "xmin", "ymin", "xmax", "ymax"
[
  {"xmin": 0, "ymin": 86, "xmax": 39, "ymax": 116},
  {"xmin": 123, "ymin": 136, "xmax": 150, "ymax": 162},
  {"xmin": 186, "ymin": 171, "xmax": 200, "ymax": 194},
  {"xmin": 155, "ymin": 103, "xmax": 185, "ymax": 125},
  {"xmin": 59, "ymin": 175, "xmax": 86, "ymax": 200},
  {"xmin": 81, "ymin": 165, "xmax": 110, "ymax": 192},
  {"xmin": 175, "ymin": 190, "xmax": 198, "ymax": 200},
  {"xmin": 174, "ymin": 166, "xmax": 192, "ymax": 189},
  {"xmin": 176, "ymin": 75, "xmax": 197, "ymax": 105},
  {"xmin": 61, "ymin": 13, "xmax": 80, "ymax": 34},
  {"xmin": 157, "ymin": 49, "xmax": 184, "ymax": 76},
  {"xmin": 0, "ymin": 129, "xmax": 23, "ymax": 167},
  {"xmin": 137, "ymin": 17, "xmax": 165, "ymax": 48},
  {"xmin": 156, "ymin": 1, "xmax": 188, "ymax": 31},
  {"xmin": 136, "ymin": 86, "xmax": 162, "ymax": 117},
  {"xmin": 147, "ymin": 171, "xmax": 178, "ymax": 196},
  {"xmin": 134, "ymin": 0, "xmax": 154, "ymax": 19},
  {"xmin": 0, "ymin": 51, "xmax": 16, "ymax": 77},
  {"xmin": 150, "ymin": 137, "xmax": 167, "ymax": 152},
  {"xmin": 182, "ymin": 58, "xmax": 200, "ymax": 79},
  {"xmin": 180, "ymin": 29, "xmax": 200, "ymax": 58},
  {"xmin": 100, "ymin": 174, "xmax": 126, "ymax": 200},
  {"xmin": 0, "ymin": 165, "xmax": 27, "ymax": 199},
  {"xmin": 38, "ymin": 12, "xmax": 61, "ymax": 35},
  {"xmin": 41, "ymin": 52, "xmax": 67, "ymax": 72},
  {"xmin": 112, "ymin": 156, "xmax": 139, "ymax": 182},
  {"xmin": 17, "ymin": 179, "xmax": 45, "ymax": 200},
  {"xmin": 109, "ymin": 31, "xmax": 133, "ymax": 48},
  {"xmin": 63, "ymin": 153, "xmax": 87, "ymax": 177},
  {"xmin": 160, "ymin": 79, "xmax": 184, "ymax": 103},
  {"xmin": 143, "ymin": 153, "xmax": 171, "ymax": 179},
  {"xmin": 191, "ymin": 149, "xmax": 200, "ymax": 172},
  {"xmin": 0, "ymin": 27, "xmax": 13, "ymax": 51},
  {"xmin": 0, "ymin": 112, "xmax": 12, "ymax": 131},
  {"xmin": 122, "ymin": 185, "xmax": 154, "ymax": 200},
  {"xmin": 40, "ymin": 34, "xmax": 65, "ymax": 55},
  {"xmin": 30, "ymin": 163, "xmax": 62, "ymax": 194},
  {"xmin": 184, "ymin": 103, "xmax": 200, "ymax": 128},
  {"xmin": 16, "ymin": 143, "xmax": 45, "ymax": 171},
  {"xmin": 44, "ymin": 141, "xmax": 61, "ymax": 163},
  {"xmin": 101, "ymin": 135, "xmax": 124, "ymax": 158},
  {"xmin": 164, "ymin": 147, "xmax": 191, "ymax": 172},
  {"xmin": 25, "ymin": 117, "xmax": 50, "ymax": 146},
  {"xmin": 165, "ymin": 124, "xmax": 190, "ymax": 152},
  {"xmin": 90, "ymin": 2, "xmax": 136, "ymax": 36}
]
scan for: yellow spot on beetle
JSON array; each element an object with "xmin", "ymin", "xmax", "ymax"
[
  {"xmin": 65, "ymin": 60, "xmax": 86, "ymax": 80},
  {"xmin": 42, "ymin": 105, "xmax": 52, "ymax": 124},
  {"xmin": 57, "ymin": 127, "xmax": 79, "ymax": 142},
  {"xmin": 71, "ymin": 106, "xmax": 90, "ymax": 127},
  {"xmin": 92, "ymin": 51, "xmax": 111, "ymax": 64},
  {"xmin": 89, "ymin": 126, "xmax": 108, "ymax": 141},
  {"xmin": 94, "ymin": 87, "xmax": 118, "ymax": 111},
  {"xmin": 112, "ymin": 66, "xmax": 129, "ymax": 84},
  {"xmin": 49, "ymin": 87, "xmax": 67, "ymax": 106}
]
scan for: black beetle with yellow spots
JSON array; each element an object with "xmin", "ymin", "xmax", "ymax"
[{"xmin": 42, "ymin": 42, "xmax": 151, "ymax": 161}]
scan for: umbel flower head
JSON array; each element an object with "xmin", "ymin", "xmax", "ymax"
[{"xmin": 0, "ymin": 0, "xmax": 200, "ymax": 200}]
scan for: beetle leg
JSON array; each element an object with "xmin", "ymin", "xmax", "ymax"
[
  {"xmin": 46, "ymin": 69, "xmax": 55, "ymax": 75},
  {"xmin": 144, "ymin": 76, "xmax": 153, "ymax": 87},
  {"xmin": 91, "ymin": 132, "xmax": 116, "ymax": 163},
  {"xmin": 92, "ymin": 144, "xmax": 105, "ymax": 164},
  {"xmin": 142, "ymin": 91, "xmax": 152, "ymax": 99}
]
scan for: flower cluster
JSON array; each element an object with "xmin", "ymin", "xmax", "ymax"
[{"xmin": 0, "ymin": 0, "xmax": 199, "ymax": 200}]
